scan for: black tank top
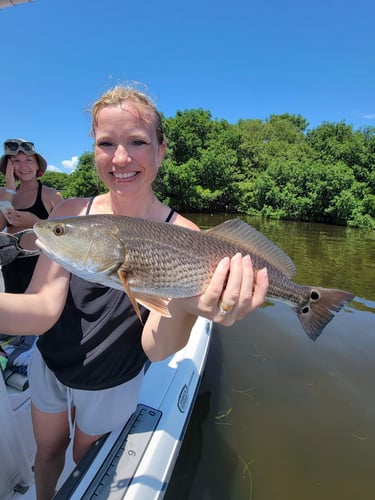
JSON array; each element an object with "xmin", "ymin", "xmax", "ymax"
[
  {"xmin": 7, "ymin": 181, "xmax": 49, "ymax": 227},
  {"xmin": 2, "ymin": 181, "xmax": 50, "ymax": 292},
  {"xmin": 37, "ymin": 203, "xmax": 175, "ymax": 390}
]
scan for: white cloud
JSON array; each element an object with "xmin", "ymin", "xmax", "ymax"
[
  {"xmin": 47, "ymin": 164, "xmax": 61, "ymax": 172},
  {"xmin": 46, "ymin": 156, "xmax": 79, "ymax": 174},
  {"xmin": 62, "ymin": 156, "xmax": 79, "ymax": 172},
  {"xmin": 363, "ymin": 113, "xmax": 375, "ymax": 120}
]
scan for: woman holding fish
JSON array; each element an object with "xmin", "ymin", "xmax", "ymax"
[{"xmin": 0, "ymin": 85, "xmax": 269, "ymax": 500}]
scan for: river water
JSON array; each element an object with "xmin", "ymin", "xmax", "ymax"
[{"xmin": 166, "ymin": 214, "xmax": 375, "ymax": 500}]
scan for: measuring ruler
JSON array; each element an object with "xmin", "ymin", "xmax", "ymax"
[{"xmin": 56, "ymin": 404, "xmax": 162, "ymax": 499}]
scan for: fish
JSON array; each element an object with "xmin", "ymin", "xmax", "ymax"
[{"xmin": 33, "ymin": 215, "xmax": 355, "ymax": 340}]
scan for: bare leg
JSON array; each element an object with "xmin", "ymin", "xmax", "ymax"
[
  {"xmin": 72, "ymin": 425, "xmax": 103, "ymax": 464},
  {"xmin": 31, "ymin": 403, "xmax": 71, "ymax": 500}
]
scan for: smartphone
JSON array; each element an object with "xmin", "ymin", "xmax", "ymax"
[{"xmin": 0, "ymin": 200, "xmax": 13, "ymax": 214}]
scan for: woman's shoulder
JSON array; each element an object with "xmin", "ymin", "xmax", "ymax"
[
  {"xmin": 171, "ymin": 212, "xmax": 200, "ymax": 231},
  {"xmin": 154, "ymin": 201, "xmax": 199, "ymax": 231},
  {"xmin": 41, "ymin": 184, "xmax": 63, "ymax": 201},
  {"xmin": 49, "ymin": 196, "xmax": 92, "ymax": 217}
]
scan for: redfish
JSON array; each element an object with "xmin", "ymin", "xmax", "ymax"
[{"xmin": 34, "ymin": 215, "xmax": 354, "ymax": 340}]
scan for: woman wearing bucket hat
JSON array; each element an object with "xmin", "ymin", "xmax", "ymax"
[{"xmin": 0, "ymin": 139, "xmax": 63, "ymax": 293}]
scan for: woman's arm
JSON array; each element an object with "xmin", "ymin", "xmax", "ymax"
[
  {"xmin": 0, "ymin": 209, "xmax": 8, "ymax": 231},
  {"xmin": 0, "ymin": 198, "xmax": 88, "ymax": 336},
  {"xmin": 42, "ymin": 185, "xmax": 64, "ymax": 213},
  {"xmin": 0, "ymin": 253, "xmax": 70, "ymax": 335},
  {"xmin": 0, "ymin": 161, "xmax": 17, "ymax": 230},
  {"xmin": 5, "ymin": 187, "xmax": 64, "ymax": 228}
]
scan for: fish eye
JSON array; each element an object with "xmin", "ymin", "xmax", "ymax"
[{"xmin": 53, "ymin": 224, "xmax": 65, "ymax": 236}]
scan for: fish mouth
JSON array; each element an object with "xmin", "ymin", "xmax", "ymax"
[
  {"xmin": 35, "ymin": 238, "xmax": 59, "ymax": 260},
  {"xmin": 34, "ymin": 236, "xmax": 88, "ymax": 273},
  {"xmin": 35, "ymin": 239, "xmax": 48, "ymax": 252},
  {"xmin": 34, "ymin": 237, "xmax": 59, "ymax": 264}
]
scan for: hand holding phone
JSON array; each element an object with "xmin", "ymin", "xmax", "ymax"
[{"xmin": 0, "ymin": 200, "xmax": 13, "ymax": 214}]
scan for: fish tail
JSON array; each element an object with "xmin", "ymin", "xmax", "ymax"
[{"xmin": 295, "ymin": 287, "xmax": 354, "ymax": 341}]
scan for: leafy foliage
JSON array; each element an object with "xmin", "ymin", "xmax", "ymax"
[
  {"xmin": 61, "ymin": 152, "xmax": 107, "ymax": 198},
  {"xmin": 1, "ymin": 113, "xmax": 373, "ymax": 228},
  {"xmin": 41, "ymin": 171, "xmax": 70, "ymax": 193}
]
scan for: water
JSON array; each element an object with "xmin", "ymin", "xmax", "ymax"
[{"xmin": 166, "ymin": 214, "xmax": 375, "ymax": 500}]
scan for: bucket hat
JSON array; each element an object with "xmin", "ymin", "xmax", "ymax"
[{"xmin": 0, "ymin": 139, "xmax": 47, "ymax": 176}]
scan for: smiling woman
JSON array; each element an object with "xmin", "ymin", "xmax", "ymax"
[
  {"xmin": 0, "ymin": 85, "xmax": 269, "ymax": 500},
  {"xmin": 0, "ymin": 139, "xmax": 63, "ymax": 293}
]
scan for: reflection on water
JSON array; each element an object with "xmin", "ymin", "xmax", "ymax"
[
  {"xmin": 166, "ymin": 215, "xmax": 375, "ymax": 500},
  {"xmin": 185, "ymin": 213, "xmax": 375, "ymax": 303}
]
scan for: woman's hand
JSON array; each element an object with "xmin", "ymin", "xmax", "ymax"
[
  {"xmin": 181, "ymin": 253, "xmax": 269, "ymax": 326},
  {"xmin": 5, "ymin": 160, "xmax": 17, "ymax": 192},
  {"xmin": 4, "ymin": 208, "xmax": 39, "ymax": 228},
  {"xmin": 143, "ymin": 253, "xmax": 269, "ymax": 362}
]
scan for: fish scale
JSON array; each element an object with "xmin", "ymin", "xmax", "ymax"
[{"xmin": 119, "ymin": 224, "xmax": 302, "ymax": 301}]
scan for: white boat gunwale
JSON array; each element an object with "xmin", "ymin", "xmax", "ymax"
[{"xmin": 2, "ymin": 316, "xmax": 212, "ymax": 500}]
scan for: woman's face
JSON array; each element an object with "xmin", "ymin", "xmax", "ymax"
[
  {"xmin": 94, "ymin": 102, "xmax": 166, "ymax": 195},
  {"xmin": 9, "ymin": 152, "xmax": 38, "ymax": 180}
]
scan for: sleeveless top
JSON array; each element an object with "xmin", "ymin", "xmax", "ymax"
[
  {"xmin": 7, "ymin": 180, "xmax": 49, "ymax": 227},
  {"xmin": 37, "ymin": 203, "xmax": 175, "ymax": 390},
  {"xmin": 2, "ymin": 180, "xmax": 50, "ymax": 293}
]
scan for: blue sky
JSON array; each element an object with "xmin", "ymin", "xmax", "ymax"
[{"xmin": 0, "ymin": 0, "xmax": 374, "ymax": 174}]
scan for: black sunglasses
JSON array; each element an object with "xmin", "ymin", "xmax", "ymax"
[{"xmin": 4, "ymin": 140, "xmax": 36, "ymax": 155}]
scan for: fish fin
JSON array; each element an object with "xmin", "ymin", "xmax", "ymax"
[
  {"xmin": 117, "ymin": 270, "xmax": 144, "ymax": 323},
  {"xmin": 295, "ymin": 287, "xmax": 355, "ymax": 340},
  {"xmin": 117, "ymin": 270, "xmax": 171, "ymax": 319},
  {"xmin": 133, "ymin": 293, "xmax": 172, "ymax": 318},
  {"xmin": 205, "ymin": 219, "xmax": 296, "ymax": 278}
]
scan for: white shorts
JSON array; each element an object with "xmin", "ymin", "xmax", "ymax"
[{"xmin": 28, "ymin": 347, "xmax": 144, "ymax": 435}]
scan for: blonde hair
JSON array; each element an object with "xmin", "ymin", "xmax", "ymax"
[{"xmin": 90, "ymin": 85, "xmax": 165, "ymax": 144}]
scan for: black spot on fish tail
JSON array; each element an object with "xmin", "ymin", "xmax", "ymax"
[{"xmin": 295, "ymin": 287, "xmax": 355, "ymax": 341}]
